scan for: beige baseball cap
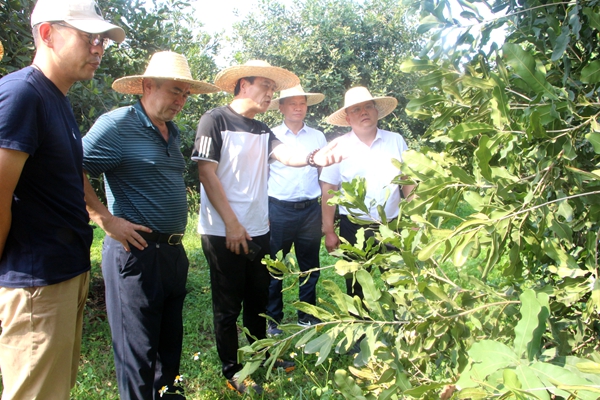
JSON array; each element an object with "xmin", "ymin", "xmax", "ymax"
[{"xmin": 31, "ymin": 0, "xmax": 125, "ymax": 43}]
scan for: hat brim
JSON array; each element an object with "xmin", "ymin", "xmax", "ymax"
[
  {"xmin": 214, "ymin": 65, "xmax": 300, "ymax": 93},
  {"xmin": 68, "ymin": 19, "xmax": 125, "ymax": 43},
  {"xmin": 326, "ymin": 97, "xmax": 398, "ymax": 126},
  {"xmin": 112, "ymin": 75, "xmax": 220, "ymax": 95},
  {"xmin": 268, "ymin": 92, "xmax": 325, "ymax": 110}
]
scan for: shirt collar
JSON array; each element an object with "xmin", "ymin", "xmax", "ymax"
[
  {"xmin": 133, "ymin": 100, "xmax": 180, "ymax": 138},
  {"xmin": 281, "ymin": 121, "xmax": 307, "ymax": 136},
  {"xmin": 349, "ymin": 128, "xmax": 382, "ymax": 146}
]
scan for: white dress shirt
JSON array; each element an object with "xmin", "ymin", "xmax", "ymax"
[{"xmin": 268, "ymin": 122, "xmax": 328, "ymax": 201}]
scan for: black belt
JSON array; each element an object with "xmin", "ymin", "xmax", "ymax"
[
  {"xmin": 269, "ymin": 197, "xmax": 319, "ymax": 209},
  {"xmin": 136, "ymin": 230, "xmax": 184, "ymax": 245}
]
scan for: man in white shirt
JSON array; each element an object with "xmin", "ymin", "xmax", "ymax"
[
  {"xmin": 266, "ymin": 85, "xmax": 327, "ymax": 335},
  {"xmin": 320, "ymin": 86, "xmax": 415, "ymax": 299}
]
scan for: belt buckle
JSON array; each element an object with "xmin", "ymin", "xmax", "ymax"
[
  {"xmin": 294, "ymin": 202, "xmax": 306, "ymax": 209},
  {"xmin": 168, "ymin": 234, "xmax": 183, "ymax": 245}
]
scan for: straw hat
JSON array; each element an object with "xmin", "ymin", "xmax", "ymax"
[
  {"xmin": 112, "ymin": 51, "xmax": 220, "ymax": 95},
  {"xmin": 214, "ymin": 60, "xmax": 300, "ymax": 94},
  {"xmin": 326, "ymin": 86, "xmax": 398, "ymax": 127},
  {"xmin": 267, "ymin": 84, "xmax": 325, "ymax": 110},
  {"xmin": 0, "ymin": 41, "xmax": 3, "ymax": 62}
]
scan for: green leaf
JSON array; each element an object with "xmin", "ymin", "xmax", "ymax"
[
  {"xmin": 491, "ymin": 85, "xmax": 509, "ymax": 128},
  {"xmin": 551, "ymin": 27, "xmax": 569, "ymax": 61},
  {"xmin": 502, "ymin": 43, "xmax": 558, "ymax": 100},
  {"xmin": 576, "ymin": 361, "xmax": 600, "ymax": 374},
  {"xmin": 335, "ymin": 260, "xmax": 362, "ymax": 275},
  {"xmin": 542, "ymin": 237, "xmax": 579, "ymax": 270},
  {"xmin": 304, "ymin": 330, "xmax": 336, "ymax": 365},
  {"xmin": 468, "ymin": 340, "xmax": 519, "ymax": 379},
  {"xmin": 585, "ymin": 132, "xmax": 600, "ymax": 153},
  {"xmin": 583, "ymin": 7, "xmax": 600, "ymax": 30},
  {"xmin": 334, "ymin": 369, "xmax": 367, "ymax": 400},
  {"xmin": 547, "ymin": 213, "xmax": 573, "ymax": 241},
  {"xmin": 587, "ymin": 278, "xmax": 600, "ymax": 317},
  {"xmin": 402, "ymin": 150, "xmax": 448, "ymax": 179},
  {"xmin": 405, "ymin": 94, "xmax": 446, "ymax": 114},
  {"xmin": 403, "ymin": 382, "xmax": 446, "ymax": 397},
  {"xmin": 515, "ymin": 365, "xmax": 551, "ymax": 400},
  {"xmin": 322, "ymin": 280, "xmax": 349, "ymax": 315},
  {"xmin": 514, "ymin": 289, "xmax": 542, "ymax": 359},
  {"xmin": 530, "ymin": 362, "xmax": 599, "ymax": 400},
  {"xmin": 452, "ymin": 231, "xmax": 477, "ymax": 267},
  {"xmin": 418, "ymin": 239, "xmax": 445, "ymax": 261},
  {"xmin": 580, "ymin": 60, "xmax": 600, "ymax": 84},
  {"xmin": 456, "ymin": 388, "xmax": 489, "ymax": 399},
  {"xmin": 449, "ymin": 165, "xmax": 477, "ymax": 185},
  {"xmin": 356, "ymin": 269, "xmax": 385, "ymax": 318},
  {"xmin": 503, "ymin": 368, "xmax": 521, "ymax": 389},
  {"xmin": 447, "ymin": 123, "xmax": 496, "ymax": 141},
  {"xmin": 475, "ymin": 135, "xmax": 492, "ymax": 181},
  {"xmin": 400, "ymin": 58, "xmax": 437, "ymax": 73}
]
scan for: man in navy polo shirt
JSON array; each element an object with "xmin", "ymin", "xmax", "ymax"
[
  {"xmin": 0, "ymin": 0, "xmax": 124, "ymax": 399},
  {"xmin": 82, "ymin": 52, "xmax": 218, "ymax": 400}
]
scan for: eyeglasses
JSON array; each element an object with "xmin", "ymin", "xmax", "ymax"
[
  {"xmin": 347, "ymin": 103, "xmax": 376, "ymax": 116},
  {"xmin": 52, "ymin": 22, "xmax": 112, "ymax": 49}
]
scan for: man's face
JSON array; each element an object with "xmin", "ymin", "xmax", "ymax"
[
  {"xmin": 279, "ymin": 96, "xmax": 307, "ymax": 125},
  {"xmin": 243, "ymin": 77, "xmax": 276, "ymax": 113},
  {"xmin": 144, "ymin": 79, "xmax": 191, "ymax": 123},
  {"xmin": 345, "ymin": 100, "xmax": 379, "ymax": 131},
  {"xmin": 49, "ymin": 22, "xmax": 105, "ymax": 82}
]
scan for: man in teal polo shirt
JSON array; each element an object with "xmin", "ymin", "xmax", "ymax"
[{"xmin": 82, "ymin": 51, "xmax": 218, "ymax": 400}]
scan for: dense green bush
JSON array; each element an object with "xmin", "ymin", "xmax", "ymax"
[{"xmin": 236, "ymin": 0, "xmax": 600, "ymax": 398}]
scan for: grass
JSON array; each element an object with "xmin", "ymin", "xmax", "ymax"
[{"xmin": 70, "ymin": 213, "xmax": 351, "ymax": 399}]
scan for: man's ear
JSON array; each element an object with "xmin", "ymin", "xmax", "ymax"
[
  {"xmin": 141, "ymin": 78, "xmax": 153, "ymax": 94},
  {"xmin": 239, "ymin": 78, "xmax": 251, "ymax": 93},
  {"xmin": 37, "ymin": 22, "xmax": 53, "ymax": 47}
]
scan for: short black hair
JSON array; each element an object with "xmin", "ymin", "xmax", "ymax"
[{"xmin": 234, "ymin": 76, "xmax": 256, "ymax": 96}]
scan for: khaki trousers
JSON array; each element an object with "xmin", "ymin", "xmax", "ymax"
[{"xmin": 0, "ymin": 272, "xmax": 90, "ymax": 400}]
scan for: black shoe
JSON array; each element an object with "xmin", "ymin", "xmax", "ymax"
[
  {"xmin": 262, "ymin": 358, "xmax": 295, "ymax": 373},
  {"xmin": 347, "ymin": 335, "xmax": 365, "ymax": 356},
  {"xmin": 267, "ymin": 321, "xmax": 283, "ymax": 336},
  {"xmin": 227, "ymin": 375, "xmax": 263, "ymax": 395},
  {"xmin": 297, "ymin": 315, "xmax": 321, "ymax": 327}
]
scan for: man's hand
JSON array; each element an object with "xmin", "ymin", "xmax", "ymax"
[
  {"xmin": 313, "ymin": 140, "xmax": 344, "ymax": 167},
  {"xmin": 103, "ymin": 215, "xmax": 152, "ymax": 252},
  {"xmin": 324, "ymin": 231, "xmax": 340, "ymax": 253},
  {"xmin": 225, "ymin": 220, "xmax": 252, "ymax": 255}
]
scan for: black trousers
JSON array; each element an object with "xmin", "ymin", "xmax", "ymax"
[
  {"xmin": 266, "ymin": 198, "xmax": 321, "ymax": 322},
  {"xmin": 102, "ymin": 236, "xmax": 189, "ymax": 400},
  {"xmin": 201, "ymin": 233, "xmax": 271, "ymax": 379}
]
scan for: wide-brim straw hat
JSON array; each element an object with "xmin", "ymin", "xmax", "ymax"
[
  {"xmin": 326, "ymin": 86, "xmax": 398, "ymax": 127},
  {"xmin": 267, "ymin": 84, "xmax": 325, "ymax": 110},
  {"xmin": 214, "ymin": 60, "xmax": 300, "ymax": 94},
  {"xmin": 112, "ymin": 51, "xmax": 220, "ymax": 95}
]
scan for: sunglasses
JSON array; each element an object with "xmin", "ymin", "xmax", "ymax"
[{"xmin": 52, "ymin": 22, "xmax": 112, "ymax": 49}]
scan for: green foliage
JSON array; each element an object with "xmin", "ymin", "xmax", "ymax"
[
  {"xmin": 236, "ymin": 0, "xmax": 600, "ymax": 398},
  {"xmin": 232, "ymin": 0, "xmax": 425, "ymax": 140},
  {"xmin": 0, "ymin": 0, "xmax": 34, "ymax": 74}
]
